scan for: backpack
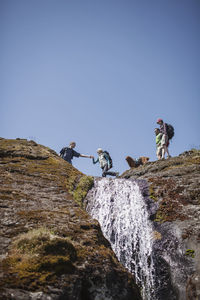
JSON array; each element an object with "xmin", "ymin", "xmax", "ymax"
[
  {"xmin": 103, "ymin": 151, "xmax": 113, "ymax": 169},
  {"xmin": 60, "ymin": 147, "xmax": 68, "ymax": 159},
  {"xmin": 166, "ymin": 124, "xmax": 174, "ymax": 140},
  {"xmin": 60, "ymin": 147, "xmax": 73, "ymax": 161}
]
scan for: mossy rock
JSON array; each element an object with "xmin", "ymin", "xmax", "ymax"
[
  {"xmin": 149, "ymin": 184, "xmax": 158, "ymax": 201},
  {"xmin": 73, "ymin": 175, "xmax": 94, "ymax": 207},
  {"xmin": 185, "ymin": 249, "xmax": 195, "ymax": 258},
  {"xmin": 2, "ymin": 228, "xmax": 78, "ymax": 289}
]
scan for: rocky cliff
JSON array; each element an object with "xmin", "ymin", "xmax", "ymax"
[
  {"xmin": 122, "ymin": 150, "xmax": 200, "ymax": 300},
  {"xmin": 1, "ymin": 138, "xmax": 199, "ymax": 300},
  {"xmin": 0, "ymin": 138, "xmax": 141, "ymax": 300}
]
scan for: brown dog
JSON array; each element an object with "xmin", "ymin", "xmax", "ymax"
[
  {"xmin": 139, "ymin": 156, "xmax": 149, "ymax": 164},
  {"xmin": 126, "ymin": 156, "xmax": 149, "ymax": 168}
]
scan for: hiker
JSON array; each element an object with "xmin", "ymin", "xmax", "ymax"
[
  {"xmin": 92, "ymin": 148, "xmax": 119, "ymax": 178},
  {"xmin": 154, "ymin": 128, "xmax": 162, "ymax": 160},
  {"xmin": 60, "ymin": 142, "xmax": 93, "ymax": 164},
  {"xmin": 156, "ymin": 118, "xmax": 171, "ymax": 159}
]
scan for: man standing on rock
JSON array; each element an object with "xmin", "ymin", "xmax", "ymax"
[
  {"xmin": 60, "ymin": 142, "xmax": 93, "ymax": 164},
  {"xmin": 156, "ymin": 118, "xmax": 171, "ymax": 159}
]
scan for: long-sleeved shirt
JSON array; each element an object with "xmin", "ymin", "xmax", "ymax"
[
  {"xmin": 93, "ymin": 153, "xmax": 109, "ymax": 168},
  {"xmin": 60, "ymin": 147, "xmax": 80, "ymax": 164},
  {"xmin": 160, "ymin": 122, "xmax": 167, "ymax": 135}
]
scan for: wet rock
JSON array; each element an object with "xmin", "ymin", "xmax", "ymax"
[{"xmin": 122, "ymin": 149, "xmax": 200, "ymax": 300}]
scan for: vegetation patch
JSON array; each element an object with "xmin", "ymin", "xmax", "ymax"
[
  {"xmin": 73, "ymin": 176, "xmax": 94, "ymax": 207},
  {"xmin": 148, "ymin": 177, "xmax": 188, "ymax": 223},
  {"xmin": 149, "ymin": 184, "xmax": 157, "ymax": 201},
  {"xmin": 2, "ymin": 228, "xmax": 78, "ymax": 290},
  {"xmin": 185, "ymin": 249, "xmax": 195, "ymax": 258}
]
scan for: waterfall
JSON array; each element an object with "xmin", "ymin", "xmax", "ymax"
[{"xmin": 86, "ymin": 178, "xmax": 156, "ymax": 300}]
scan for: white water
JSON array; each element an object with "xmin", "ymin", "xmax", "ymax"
[{"xmin": 86, "ymin": 178, "xmax": 156, "ymax": 300}]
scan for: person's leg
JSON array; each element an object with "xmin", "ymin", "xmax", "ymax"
[
  {"xmin": 161, "ymin": 146, "xmax": 167, "ymax": 159},
  {"xmin": 161, "ymin": 135, "xmax": 167, "ymax": 159},
  {"xmin": 166, "ymin": 147, "xmax": 170, "ymax": 158},
  {"xmin": 159, "ymin": 147, "xmax": 162, "ymax": 159},
  {"xmin": 102, "ymin": 165, "xmax": 108, "ymax": 177},
  {"xmin": 156, "ymin": 147, "xmax": 160, "ymax": 159},
  {"xmin": 103, "ymin": 164, "xmax": 119, "ymax": 177},
  {"xmin": 106, "ymin": 171, "xmax": 119, "ymax": 177},
  {"xmin": 165, "ymin": 141, "xmax": 171, "ymax": 158}
]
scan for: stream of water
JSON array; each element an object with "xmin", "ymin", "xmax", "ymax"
[{"xmin": 86, "ymin": 178, "xmax": 156, "ymax": 300}]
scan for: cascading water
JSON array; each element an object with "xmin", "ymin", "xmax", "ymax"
[{"xmin": 86, "ymin": 178, "xmax": 156, "ymax": 300}]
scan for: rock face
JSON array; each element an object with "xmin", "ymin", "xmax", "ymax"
[
  {"xmin": 0, "ymin": 138, "xmax": 141, "ymax": 300},
  {"xmin": 122, "ymin": 150, "xmax": 200, "ymax": 300}
]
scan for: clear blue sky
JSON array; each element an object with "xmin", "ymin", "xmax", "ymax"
[{"xmin": 1, "ymin": 0, "xmax": 199, "ymax": 176}]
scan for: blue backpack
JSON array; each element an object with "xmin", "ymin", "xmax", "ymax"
[{"xmin": 103, "ymin": 151, "xmax": 113, "ymax": 168}]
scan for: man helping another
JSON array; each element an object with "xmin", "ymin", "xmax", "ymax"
[{"xmin": 60, "ymin": 142, "xmax": 93, "ymax": 164}]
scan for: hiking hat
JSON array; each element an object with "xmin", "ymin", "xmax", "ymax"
[
  {"xmin": 97, "ymin": 148, "xmax": 103, "ymax": 153},
  {"xmin": 157, "ymin": 118, "xmax": 163, "ymax": 123}
]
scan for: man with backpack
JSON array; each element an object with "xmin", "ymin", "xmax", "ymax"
[
  {"xmin": 60, "ymin": 142, "xmax": 93, "ymax": 164},
  {"xmin": 92, "ymin": 148, "xmax": 119, "ymax": 177},
  {"xmin": 156, "ymin": 118, "xmax": 174, "ymax": 159}
]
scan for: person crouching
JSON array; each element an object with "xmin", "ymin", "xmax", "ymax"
[{"xmin": 92, "ymin": 148, "xmax": 119, "ymax": 178}]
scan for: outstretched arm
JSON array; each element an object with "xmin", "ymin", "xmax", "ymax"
[{"xmin": 80, "ymin": 154, "xmax": 93, "ymax": 159}]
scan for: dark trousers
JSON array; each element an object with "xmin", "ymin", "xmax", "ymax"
[{"xmin": 102, "ymin": 164, "xmax": 117, "ymax": 177}]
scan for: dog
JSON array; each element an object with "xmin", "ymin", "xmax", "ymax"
[{"xmin": 126, "ymin": 156, "xmax": 149, "ymax": 168}]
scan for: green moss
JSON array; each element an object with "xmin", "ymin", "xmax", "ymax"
[
  {"xmin": 36, "ymin": 256, "xmax": 75, "ymax": 274},
  {"xmin": 73, "ymin": 176, "xmax": 94, "ymax": 207},
  {"xmin": 149, "ymin": 184, "xmax": 157, "ymax": 201},
  {"xmin": 2, "ymin": 227, "xmax": 78, "ymax": 290},
  {"xmin": 154, "ymin": 212, "xmax": 166, "ymax": 223},
  {"xmin": 185, "ymin": 249, "xmax": 195, "ymax": 258},
  {"xmin": 13, "ymin": 228, "xmax": 77, "ymax": 258}
]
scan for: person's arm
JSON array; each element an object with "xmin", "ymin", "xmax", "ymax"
[
  {"xmin": 92, "ymin": 157, "xmax": 99, "ymax": 164},
  {"xmin": 72, "ymin": 150, "xmax": 81, "ymax": 158},
  {"xmin": 158, "ymin": 133, "xmax": 162, "ymax": 146},
  {"xmin": 73, "ymin": 149, "xmax": 93, "ymax": 159},
  {"xmin": 80, "ymin": 154, "xmax": 93, "ymax": 158},
  {"xmin": 163, "ymin": 123, "xmax": 167, "ymax": 135}
]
